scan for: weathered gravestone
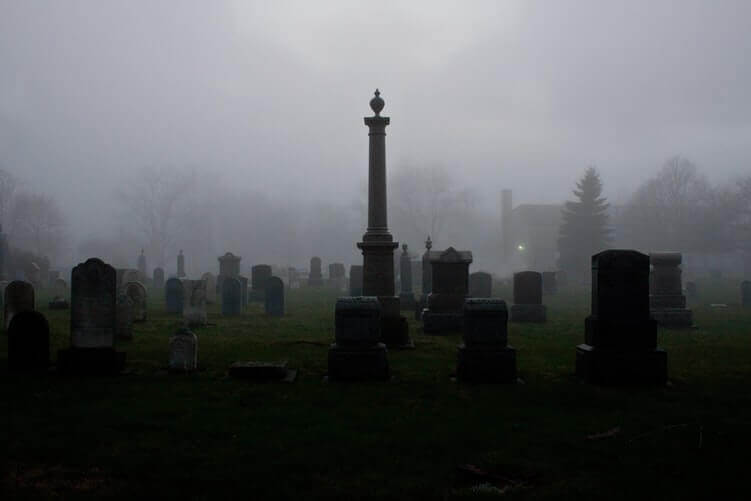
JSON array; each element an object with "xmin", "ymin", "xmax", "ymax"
[
  {"xmin": 327, "ymin": 297, "xmax": 389, "ymax": 381},
  {"xmin": 742, "ymin": 281, "xmax": 751, "ymax": 308},
  {"xmin": 222, "ymin": 277, "xmax": 242, "ymax": 317},
  {"xmin": 542, "ymin": 271, "xmax": 557, "ymax": 295},
  {"xmin": 238, "ymin": 276, "xmax": 249, "ymax": 307},
  {"xmin": 177, "ymin": 250, "xmax": 186, "ymax": 277},
  {"xmin": 49, "ymin": 278, "xmax": 69, "ymax": 309},
  {"xmin": 124, "ymin": 281, "xmax": 147, "ymax": 322},
  {"xmin": 118, "ymin": 269, "xmax": 139, "ymax": 290},
  {"xmin": 201, "ymin": 272, "xmax": 217, "ymax": 304},
  {"xmin": 422, "ymin": 247, "xmax": 473, "ymax": 333},
  {"xmin": 251, "ymin": 265, "xmax": 272, "ymax": 301},
  {"xmin": 58, "ymin": 258, "xmax": 125, "ymax": 374},
  {"xmin": 8, "ymin": 311, "xmax": 50, "ymax": 372},
  {"xmin": 183, "ymin": 279, "xmax": 207, "ymax": 327},
  {"xmin": 328, "ymin": 263, "xmax": 346, "ymax": 291},
  {"xmin": 4, "ymin": 280, "xmax": 35, "ymax": 330},
  {"xmin": 115, "ymin": 294, "xmax": 133, "ymax": 340},
  {"xmin": 576, "ymin": 250, "xmax": 667, "ymax": 385},
  {"xmin": 468, "ymin": 272, "xmax": 492, "ymax": 298},
  {"xmin": 349, "ymin": 265, "xmax": 363, "ymax": 296},
  {"xmin": 457, "ymin": 299, "xmax": 516, "ymax": 383},
  {"xmin": 165, "ymin": 278, "xmax": 184, "ymax": 314},
  {"xmin": 152, "ymin": 267, "xmax": 165, "ymax": 289},
  {"xmin": 308, "ymin": 257, "xmax": 324, "ymax": 287},
  {"xmin": 649, "ymin": 252, "xmax": 693, "ymax": 328},
  {"xmin": 264, "ymin": 276, "xmax": 284, "ymax": 317},
  {"xmin": 399, "ymin": 245, "xmax": 416, "ymax": 309},
  {"xmin": 287, "ymin": 267, "xmax": 299, "ymax": 289},
  {"xmin": 510, "ymin": 271, "xmax": 546, "ymax": 323},
  {"xmin": 168, "ymin": 327, "xmax": 198, "ymax": 372}
]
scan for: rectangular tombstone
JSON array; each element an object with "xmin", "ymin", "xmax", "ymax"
[
  {"xmin": 423, "ymin": 247, "xmax": 473, "ymax": 334},
  {"xmin": 183, "ymin": 279, "xmax": 207, "ymax": 326},
  {"xmin": 349, "ymin": 265, "xmax": 364, "ymax": 296},
  {"xmin": 511, "ymin": 271, "xmax": 546, "ymax": 323},
  {"xmin": 542, "ymin": 271, "xmax": 557, "ymax": 295},
  {"xmin": 165, "ymin": 278, "xmax": 184, "ymax": 314},
  {"xmin": 328, "ymin": 297, "xmax": 388, "ymax": 381},
  {"xmin": 649, "ymin": 252, "xmax": 692, "ymax": 328},
  {"xmin": 468, "ymin": 272, "xmax": 492, "ymax": 298},
  {"xmin": 264, "ymin": 277, "xmax": 284, "ymax": 317},
  {"xmin": 168, "ymin": 328, "xmax": 198, "ymax": 372},
  {"xmin": 457, "ymin": 299, "xmax": 516, "ymax": 383},
  {"xmin": 71, "ymin": 258, "xmax": 117, "ymax": 348}
]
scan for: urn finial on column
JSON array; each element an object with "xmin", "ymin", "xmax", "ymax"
[{"xmin": 370, "ymin": 89, "xmax": 385, "ymax": 116}]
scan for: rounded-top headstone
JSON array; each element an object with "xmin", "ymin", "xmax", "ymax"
[
  {"xmin": 4, "ymin": 280, "xmax": 35, "ymax": 329},
  {"xmin": 264, "ymin": 276, "xmax": 285, "ymax": 317},
  {"xmin": 513, "ymin": 271, "xmax": 542, "ymax": 305}
]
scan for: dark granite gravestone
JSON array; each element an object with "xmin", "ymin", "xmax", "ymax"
[
  {"xmin": 168, "ymin": 327, "xmax": 198, "ymax": 372},
  {"xmin": 222, "ymin": 277, "xmax": 242, "ymax": 317},
  {"xmin": 4, "ymin": 280, "xmax": 35, "ymax": 329},
  {"xmin": 510, "ymin": 271, "xmax": 546, "ymax": 323},
  {"xmin": 7, "ymin": 310, "xmax": 50, "ymax": 372},
  {"xmin": 124, "ymin": 281, "xmax": 147, "ymax": 322},
  {"xmin": 58, "ymin": 258, "xmax": 125, "ymax": 375},
  {"xmin": 542, "ymin": 271, "xmax": 557, "ymax": 295},
  {"xmin": 328, "ymin": 297, "xmax": 389, "ymax": 381},
  {"xmin": 457, "ymin": 299, "xmax": 516, "ymax": 383},
  {"xmin": 422, "ymin": 248, "xmax": 473, "ymax": 333},
  {"xmin": 116, "ymin": 294, "xmax": 133, "ymax": 340},
  {"xmin": 201, "ymin": 272, "xmax": 217, "ymax": 304},
  {"xmin": 649, "ymin": 252, "xmax": 692, "ymax": 328},
  {"xmin": 264, "ymin": 276, "xmax": 284, "ymax": 316},
  {"xmin": 742, "ymin": 281, "xmax": 751, "ymax": 308},
  {"xmin": 328, "ymin": 263, "xmax": 346, "ymax": 290},
  {"xmin": 576, "ymin": 250, "xmax": 667, "ymax": 385},
  {"xmin": 165, "ymin": 278, "xmax": 184, "ymax": 314},
  {"xmin": 349, "ymin": 265, "xmax": 363, "ymax": 296},
  {"xmin": 399, "ymin": 245, "xmax": 416, "ymax": 309},
  {"xmin": 468, "ymin": 272, "xmax": 492, "ymax": 298},
  {"xmin": 308, "ymin": 257, "xmax": 324, "ymax": 287},
  {"xmin": 251, "ymin": 264, "xmax": 272, "ymax": 301},
  {"xmin": 152, "ymin": 267, "xmax": 165, "ymax": 289},
  {"xmin": 183, "ymin": 279, "xmax": 207, "ymax": 327}
]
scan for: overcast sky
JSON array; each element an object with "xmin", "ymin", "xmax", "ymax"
[{"xmin": 1, "ymin": 0, "xmax": 750, "ymax": 239}]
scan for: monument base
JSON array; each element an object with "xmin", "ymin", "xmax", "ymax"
[
  {"xmin": 456, "ymin": 344, "xmax": 516, "ymax": 383},
  {"xmin": 510, "ymin": 304, "xmax": 547, "ymax": 323},
  {"xmin": 422, "ymin": 310, "xmax": 463, "ymax": 334},
  {"xmin": 328, "ymin": 343, "xmax": 389, "ymax": 381},
  {"xmin": 57, "ymin": 348, "xmax": 126, "ymax": 376},
  {"xmin": 650, "ymin": 308, "xmax": 693, "ymax": 328},
  {"xmin": 576, "ymin": 344, "xmax": 667, "ymax": 386},
  {"xmin": 380, "ymin": 315, "xmax": 412, "ymax": 348}
]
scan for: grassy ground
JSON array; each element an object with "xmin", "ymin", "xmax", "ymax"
[{"xmin": 1, "ymin": 280, "xmax": 750, "ymax": 500}]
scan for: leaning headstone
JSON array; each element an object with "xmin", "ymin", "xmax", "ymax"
[
  {"xmin": 468, "ymin": 272, "xmax": 492, "ymax": 298},
  {"xmin": 399, "ymin": 245, "xmax": 416, "ymax": 309},
  {"xmin": 4, "ymin": 280, "xmax": 35, "ymax": 330},
  {"xmin": 349, "ymin": 265, "xmax": 363, "ymax": 296},
  {"xmin": 328, "ymin": 297, "xmax": 389, "ymax": 381},
  {"xmin": 165, "ymin": 278, "xmax": 184, "ymax": 314},
  {"xmin": 264, "ymin": 276, "xmax": 284, "ymax": 316},
  {"xmin": 251, "ymin": 265, "xmax": 272, "ymax": 301},
  {"xmin": 308, "ymin": 257, "xmax": 324, "ymax": 287},
  {"xmin": 576, "ymin": 250, "xmax": 667, "ymax": 385},
  {"xmin": 327, "ymin": 263, "xmax": 346, "ymax": 291},
  {"xmin": 221, "ymin": 277, "xmax": 242, "ymax": 317},
  {"xmin": 456, "ymin": 299, "xmax": 516, "ymax": 383},
  {"xmin": 742, "ymin": 281, "xmax": 751, "ymax": 308},
  {"xmin": 168, "ymin": 327, "xmax": 198, "ymax": 372},
  {"xmin": 58, "ymin": 257, "xmax": 125, "ymax": 374},
  {"xmin": 183, "ymin": 279, "xmax": 207, "ymax": 327},
  {"xmin": 649, "ymin": 252, "xmax": 692, "ymax": 328},
  {"xmin": 201, "ymin": 272, "xmax": 217, "ymax": 304},
  {"xmin": 152, "ymin": 267, "xmax": 165, "ymax": 289},
  {"xmin": 510, "ymin": 271, "xmax": 546, "ymax": 323},
  {"xmin": 542, "ymin": 271, "xmax": 558, "ymax": 295},
  {"xmin": 422, "ymin": 247, "xmax": 473, "ymax": 333},
  {"xmin": 124, "ymin": 282, "xmax": 147, "ymax": 322},
  {"xmin": 115, "ymin": 294, "xmax": 133, "ymax": 340},
  {"xmin": 8, "ymin": 311, "xmax": 50, "ymax": 372},
  {"xmin": 177, "ymin": 250, "xmax": 186, "ymax": 278}
]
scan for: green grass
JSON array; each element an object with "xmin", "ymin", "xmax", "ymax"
[{"xmin": 2, "ymin": 283, "xmax": 751, "ymax": 500}]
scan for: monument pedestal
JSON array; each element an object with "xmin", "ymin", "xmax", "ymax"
[
  {"xmin": 328, "ymin": 343, "xmax": 390, "ymax": 381},
  {"xmin": 57, "ymin": 348, "xmax": 126, "ymax": 376},
  {"xmin": 457, "ymin": 345, "xmax": 516, "ymax": 383},
  {"xmin": 576, "ymin": 344, "xmax": 667, "ymax": 385},
  {"xmin": 510, "ymin": 304, "xmax": 547, "ymax": 323}
]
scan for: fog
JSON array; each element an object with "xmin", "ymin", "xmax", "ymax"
[{"xmin": 1, "ymin": 1, "xmax": 750, "ymax": 274}]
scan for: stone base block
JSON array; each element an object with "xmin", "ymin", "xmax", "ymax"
[
  {"xmin": 57, "ymin": 348, "xmax": 126, "ymax": 376},
  {"xmin": 456, "ymin": 344, "xmax": 516, "ymax": 383},
  {"xmin": 422, "ymin": 310, "xmax": 463, "ymax": 334},
  {"xmin": 576, "ymin": 344, "xmax": 667, "ymax": 386},
  {"xmin": 381, "ymin": 315, "xmax": 412, "ymax": 348},
  {"xmin": 510, "ymin": 304, "xmax": 547, "ymax": 323},
  {"xmin": 651, "ymin": 308, "xmax": 693, "ymax": 328},
  {"xmin": 327, "ymin": 343, "xmax": 389, "ymax": 381}
]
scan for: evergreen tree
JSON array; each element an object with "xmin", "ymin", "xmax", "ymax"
[{"xmin": 557, "ymin": 167, "xmax": 612, "ymax": 277}]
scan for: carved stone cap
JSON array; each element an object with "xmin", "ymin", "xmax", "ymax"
[
  {"xmin": 430, "ymin": 247, "xmax": 473, "ymax": 264},
  {"xmin": 464, "ymin": 298, "xmax": 507, "ymax": 312},
  {"xmin": 649, "ymin": 252, "xmax": 682, "ymax": 267}
]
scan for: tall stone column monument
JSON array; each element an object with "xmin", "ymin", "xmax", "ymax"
[{"xmin": 356, "ymin": 90, "xmax": 411, "ymax": 347}]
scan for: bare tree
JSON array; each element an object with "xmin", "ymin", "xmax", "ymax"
[{"xmin": 10, "ymin": 191, "xmax": 66, "ymax": 260}]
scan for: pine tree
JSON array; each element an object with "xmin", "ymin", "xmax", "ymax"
[{"xmin": 557, "ymin": 167, "xmax": 612, "ymax": 277}]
